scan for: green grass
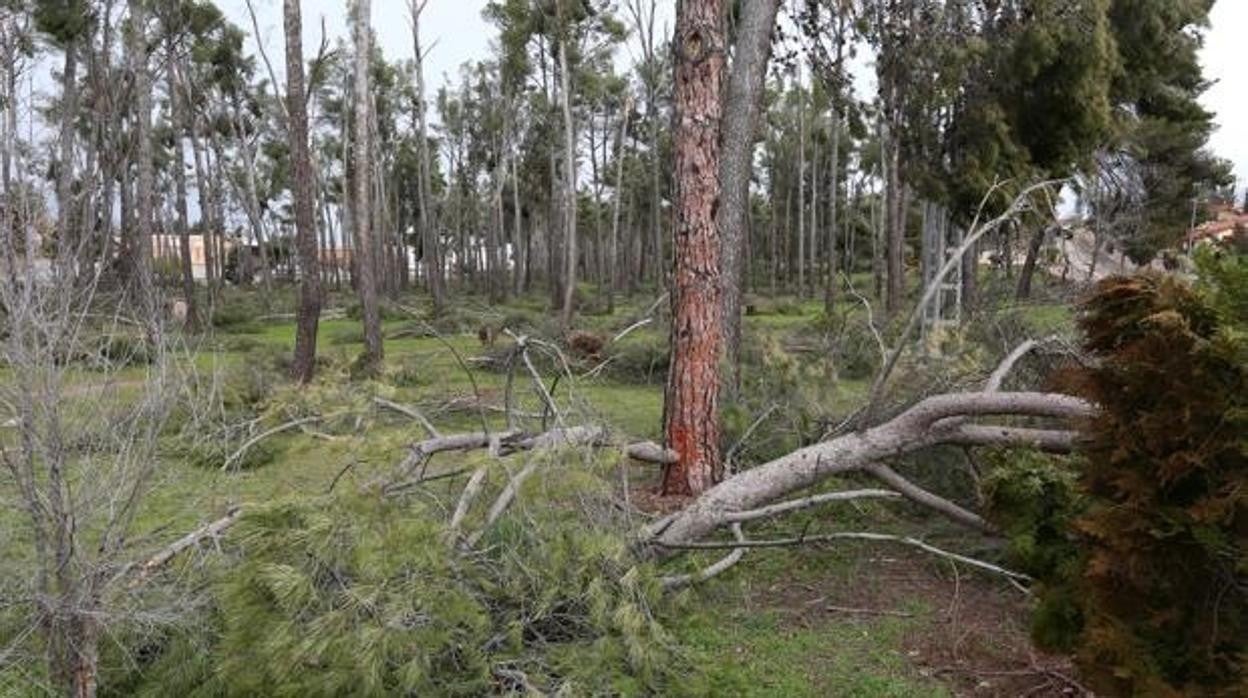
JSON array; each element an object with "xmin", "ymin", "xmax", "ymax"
[
  {"xmin": 680, "ymin": 609, "xmax": 948, "ymax": 697},
  {"xmin": 0, "ymin": 285, "xmax": 1079, "ymax": 695}
]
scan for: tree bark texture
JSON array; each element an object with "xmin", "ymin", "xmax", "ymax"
[
  {"xmin": 286, "ymin": 0, "xmax": 322, "ymax": 383},
  {"xmin": 662, "ymin": 0, "xmax": 725, "ymax": 497},
  {"xmin": 351, "ymin": 0, "xmax": 383, "ymax": 371},
  {"xmin": 718, "ymin": 0, "xmax": 781, "ymax": 387}
]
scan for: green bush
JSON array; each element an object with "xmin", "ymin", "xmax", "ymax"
[
  {"xmin": 605, "ymin": 335, "xmax": 669, "ymax": 384},
  {"xmin": 981, "ymin": 449, "xmax": 1086, "ymax": 649}
]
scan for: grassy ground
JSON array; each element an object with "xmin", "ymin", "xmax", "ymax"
[{"xmin": 1, "ymin": 282, "xmax": 1079, "ymax": 696}]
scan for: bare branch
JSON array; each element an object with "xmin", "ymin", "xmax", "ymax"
[
  {"xmin": 658, "ymin": 531, "xmax": 1030, "ymax": 583},
  {"xmin": 222, "ymin": 417, "xmax": 321, "ymax": 471},
  {"xmin": 946, "ymin": 425, "xmax": 1077, "ymax": 453},
  {"xmin": 448, "ymin": 466, "xmax": 489, "ymax": 535},
  {"xmin": 863, "ymin": 463, "xmax": 992, "ymax": 533},
  {"xmin": 129, "ymin": 507, "xmax": 243, "ymax": 587},
  {"xmin": 723, "ymin": 489, "xmax": 902, "ymax": 524},
  {"xmin": 660, "ymin": 523, "xmax": 746, "ymax": 590},
  {"xmin": 373, "ymin": 396, "xmax": 441, "ymax": 438}
]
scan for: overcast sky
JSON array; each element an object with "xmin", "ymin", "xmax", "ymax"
[
  {"xmin": 1199, "ymin": 1, "xmax": 1247, "ymax": 192},
  {"xmin": 227, "ymin": 0, "xmax": 1246, "ymax": 191}
]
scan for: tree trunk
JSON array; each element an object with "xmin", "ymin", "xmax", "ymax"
[
  {"xmin": 885, "ymin": 131, "xmax": 904, "ymax": 313},
  {"xmin": 824, "ymin": 108, "xmax": 841, "ymax": 315},
  {"xmin": 410, "ymin": 3, "xmax": 443, "ymax": 310},
  {"xmin": 607, "ymin": 97, "xmax": 632, "ymax": 315},
  {"xmin": 56, "ymin": 38, "xmax": 79, "ymax": 268},
  {"xmin": 285, "ymin": 0, "xmax": 322, "ymax": 383},
  {"xmin": 557, "ymin": 24, "xmax": 578, "ymax": 329},
  {"xmin": 127, "ymin": 0, "xmax": 153, "ymax": 291},
  {"xmin": 797, "ymin": 74, "xmax": 806, "ymax": 300},
  {"xmin": 1015, "ymin": 225, "xmax": 1046, "ymax": 300},
  {"xmin": 352, "ymin": 0, "xmax": 383, "ymax": 372},
  {"xmin": 169, "ymin": 61, "xmax": 199, "ymax": 331},
  {"xmin": 663, "ymin": 0, "xmax": 725, "ymax": 497},
  {"xmin": 718, "ymin": 0, "xmax": 781, "ymax": 387}
]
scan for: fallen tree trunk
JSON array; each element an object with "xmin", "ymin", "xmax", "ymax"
[{"xmin": 647, "ymin": 391, "xmax": 1091, "ymax": 549}]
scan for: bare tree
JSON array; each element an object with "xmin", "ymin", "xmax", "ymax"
[
  {"xmin": 0, "ymin": 217, "xmax": 178, "ymax": 696},
  {"xmin": 285, "ymin": 0, "xmax": 322, "ymax": 383}
]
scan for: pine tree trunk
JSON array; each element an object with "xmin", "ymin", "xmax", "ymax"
[
  {"xmin": 663, "ymin": 0, "xmax": 725, "ymax": 497},
  {"xmin": 352, "ymin": 0, "xmax": 383, "ymax": 372}
]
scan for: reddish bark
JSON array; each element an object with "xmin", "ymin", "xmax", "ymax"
[{"xmin": 662, "ymin": 0, "xmax": 725, "ymax": 497}]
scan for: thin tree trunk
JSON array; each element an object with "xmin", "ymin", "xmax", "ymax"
[
  {"xmin": 128, "ymin": 0, "xmax": 153, "ymax": 291},
  {"xmin": 885, "ymin": 129, "xmax": 904, "ymax": 313},
  {"xmin": 663, "ymin": 0, "xmax": 725, "ymax": 497},
  {"xmin": 557, "ymin": 20, "xmax": 578, "ymax": 329},
  {"xmin": 352, "ymin": 0, "xmax": 383, "ymax": 371},
  {"xmin": 797, "ymin": 74, "xmax": 806, "ymax": 300},
  {"xmin": 718, "ymin": 0, "xmax": 781, "ymax": 386},
  {"xmin": 824, "ymin": 108, "xmax": 841, "ymax": 315},
  {"xmin": 286, "ymin": 0, "xmax": 322, "ymax": 383},
  {"xmin": 1015, "ymin": 225, "xmax": 1046, "ymax": 300},
  {"xmin": 169, "ymin": 60, "xmax": 198, "ymax": 331},
  {"xmin": 55, "ymin": 38, "xmax": 79, "ymax": 268},
  {"xmin": 607, "ymin": 96, "xmax": 632, "ymax": 314}
]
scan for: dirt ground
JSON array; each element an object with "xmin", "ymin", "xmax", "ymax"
[{"xmin": 751, "ymin": 548, "xmax": 1091, "ymax": 697}]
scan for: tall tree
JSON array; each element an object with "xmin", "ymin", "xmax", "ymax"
[
  {"xmin": 128, "ymin": 0, "xmax": 154, "ymax": 290},
  {"xmin": 34, "ymin": 0, "xmax": 88, "ymax": 266},
  {"xmin": 408, "ymin": 0, "xmax": 444, "ymax": 313},
  {"xmin": 663, "ymin": 0, "xmax": 725, "ymax": 497},
  {"xmin": 351, "ymin": 0, "xmax": 382, "ymax": 372},
  {"xmin": 718, "ymin": 0, "xmax": 782, "ymax": 385},
  {"xmin": 555, "ymin": 0, "xmax": 578, "ymax": 328},
  {"xmin": 285, "ymin": 0, "xmax": 322, "ymax": 382}
]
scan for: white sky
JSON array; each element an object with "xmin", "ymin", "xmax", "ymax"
[{"xmin": 1200, "ymin": 1, "xmax": 1248, "ymax": 193}]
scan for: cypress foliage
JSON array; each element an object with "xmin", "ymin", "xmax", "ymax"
[{"xmin": 1062, "ymin": 271, "xmax": 1246, "ymax": 696}]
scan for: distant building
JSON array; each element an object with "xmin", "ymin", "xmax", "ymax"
[
  {"xmin": 1187, "ymin": 203, "xmax": 1248, "ymax": 246},
  {"xmin": 151, "ymin": 234, "xmax": 233, "ymax": 280}
]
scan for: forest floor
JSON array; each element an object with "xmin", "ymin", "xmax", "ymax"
[{"xmin": 1, "ymin": 277, "xmax": 1084, "ymax": 696}]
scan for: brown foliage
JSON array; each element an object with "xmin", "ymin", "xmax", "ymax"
[
  {"xmin": 566, "ymin": 330, "xmax": 605, "ymax": 361},
  {"xmin": 1065, "ymin": 273, "xmax": 1246, "ymax": 697}
]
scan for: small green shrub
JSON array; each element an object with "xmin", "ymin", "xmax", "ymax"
[
  {"xmin": 327, "ymin": 325, "xmax": 364, "ymax": 346},
  {"xmin": 605, "ymin": 336, "xmax": 669, "ymax": 384}
]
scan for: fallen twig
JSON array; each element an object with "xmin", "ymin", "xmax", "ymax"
[
  {"xmin": 222, "ymin": 417, "xmax": 321, "ymax": 471},
  {"xmin": 660, "ymin": 523, "xmax": 747, "ymax": 590},
  {"xmin": 824, "ymin": 605, "xmax": 914, "ymax": 618},
  {"xmin": 657, "ymin": 531, "xmax": 1031, "ymax": 583},
  {"xmin": 373, "ymin": 396, "xmax": 441, "ymax": 438},
  {"xmin": 130, "ymin": 507, "xmax": 243, "ymax": 586}
]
